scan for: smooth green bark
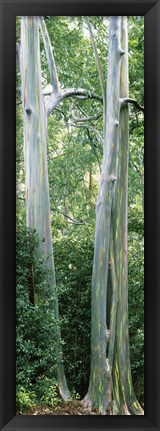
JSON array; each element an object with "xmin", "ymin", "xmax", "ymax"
[{"xmin": 20, "ymin": 16, "xmax": 70, "ymax": 400}]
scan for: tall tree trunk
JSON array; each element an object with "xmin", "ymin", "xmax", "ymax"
[
  {"xmin": 110, "ymin": 16, "xmax": 143, "ymax": 415},
  {"xmin": 83, "ymin": 16, "xmax": 122, "ymax": 414},
  {"xmin": 20, "ymin": 16, "xmax": 70, "ymax": 401},
  {"xmin": 83, "ymin": 16, "xmax": 143, "ymax": 415}
]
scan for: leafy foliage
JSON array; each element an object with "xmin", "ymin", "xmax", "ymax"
[
  {"xmin": 128, "ymin": 216, "xmax": 144, "ymax": 406},
  {"xmin": 54, "ymin": 233, "xmax": 94, "ymax": 397},
  {"xmin": 16, "ymin": 225, "xmax": 60, "ymax": 412}
]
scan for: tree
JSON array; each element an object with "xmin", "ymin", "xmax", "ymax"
[
  {"xmin": 20, "ymin": 16, "xmax": 70, "ymax": 401},
  {"xmin": 18, "ymin": 15, "xmax": 144, "ymax": 414},
  {"xmin": 19, "ymin": 15, "xmax": 104, "ymax": 401},
  {"xmin": 82, "ymin": 16, "xmax": 144, "ymax": 415}
]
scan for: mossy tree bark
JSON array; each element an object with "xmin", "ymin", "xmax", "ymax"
[
  {"xmin": 20, "ymin": 16, "xmax": 71, "ymax": 401},
  {"xmin": 83, "ymin": 16, "xmax": 143, "ymax": 415}
]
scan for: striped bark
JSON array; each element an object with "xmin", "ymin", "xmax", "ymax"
[
  {"xmin": 83, "ymin": 16, "xmax": 143, "ymax": 415},
  {"xmin": 20, "ymin": 16, "xmax": 70, "ymax": 400},
  {"xmin": 83, "ymin": 17, "xmax": 122, "ymax": 414},
  {"xmin": 110, "ymin": 17, "xmax": 143, "ymax": 415}
]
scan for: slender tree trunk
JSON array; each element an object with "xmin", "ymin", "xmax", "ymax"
[
  {"xmin": 109, "ymin": 17, "xmax": 143, "ymax": 415},
  {"xmin": 111, "ymin": 16, "xmax": 143, "ymax": 415},
  {"xmin": 108, "ymin": 15, "xmax": 131, "ymax": 414},
  {"xmin": 20, "ymin": 16, "xmax": 70, "ymax": 400}
]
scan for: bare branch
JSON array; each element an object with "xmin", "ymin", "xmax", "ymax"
[
  {"xmin": 46, "ymin": 88, "xmax": 103, "ymax": 116},
  {"xmin": 54, "ymin": 208, "xmax": 85, "ymax": 225},
  {"xmin": 71, "ymin": 110, "xmax": 102, "ymax": 123},
  {"xmin": 121, "ymin": 97, "xmax": 144, "ymax": 113},
  {"xmin": 64, "ymin": 121, "xmax": 103, "ymax": 146},
  {"xmin": 86, "ymin": 129, "xmax": 102, "ymax": 172},
  {"xmin": 63, "ymin": 88, "xmax": 102, "ymax": 103},
  {"xmin": 55, "ymin": 107, "xmax": 69, "ymax": 122},
  {"xmin": 84, "ymin": 17, "xmax": 106, "ymax": 119},
  {"xmin": 39, "ymin": 22, "xmax": 103, "ymax": 118},
  {"xmin": 17, "ymin": 196, "xmax": 25, "ymax": 200},
  {"xmin": 74, "ymin": 103, "xmax": 90, "ymax": 117},
  {"xmin": 40, "ymin": 17, "xmax": 60, "ymax": 95}
]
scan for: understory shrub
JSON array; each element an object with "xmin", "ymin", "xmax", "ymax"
[
  {"xmin": 54, "ymin": 233, "xmax": 94, "ymax": 398},
  {"xmin": 16, "ymin": 225, "xmax": 59, "ymax": 413}
]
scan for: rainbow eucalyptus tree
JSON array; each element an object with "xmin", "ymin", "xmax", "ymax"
[
  {"xmin": 83, "ymin": 16, "xmax": 144, "ymax": 415},
  {"xmin": 109, "ymin": 16, "xmax": 143, "ymax": 415},
  {"xmin": 20, "ymin": 16, "xmax": 71, "ymax": 401},
  {"xmin": 19, "ymin": 15, "xmax": 144, "ymax": 413},
  {"xmin": 19, "ymin": 15, "xmax": 103, "ymax": 401}
]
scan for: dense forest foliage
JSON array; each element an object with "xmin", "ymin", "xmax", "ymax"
[{"xmin": 16, "ymin": 16, "xmax": 144, "ymax": 415}]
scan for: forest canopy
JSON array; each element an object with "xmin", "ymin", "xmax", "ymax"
[{"xmin": 16, "ymin": 15, "xmax": 144, "ymax": 415}]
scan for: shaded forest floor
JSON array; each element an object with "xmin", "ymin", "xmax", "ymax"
[{"xmin": 24, "ymin": 400, "xmax": 98, "ymax": 415}]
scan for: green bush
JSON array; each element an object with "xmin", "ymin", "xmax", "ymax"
[
  {"xmin": 16, "ymin": 225, "xmax": 59, "ymax": 412},
  {"xmin": 54, "ymin": 233, "xmax": 94, "ymax": 397},
  {"xmin": 16, "ymin": 386, "xmax": 36, "ymax": 414},
  {"xmin": 35, "ymin": 376, "xmax": 61, "ymax": 406},
  {"xmin": 128, "ymin": 229, "xmax": 144, "ymax": 407}
]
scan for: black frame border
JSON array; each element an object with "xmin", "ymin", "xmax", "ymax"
[{"xmin": 0, "ymin": 1, "xmax": 160, "ymax": 430}]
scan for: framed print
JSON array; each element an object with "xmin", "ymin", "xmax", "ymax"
[{"xmin": 0, "ymin": 0, "xmax": 160, "ymax": 430}]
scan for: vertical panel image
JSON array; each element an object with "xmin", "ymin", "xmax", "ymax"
[{"xmin": 16, "ymin": 16, "xmax": 144, "ymax": 415}]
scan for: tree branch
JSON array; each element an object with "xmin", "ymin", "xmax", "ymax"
[
  {"xmin": 54, "ymin": 208, "xmax": 85, "ymax": 225},
  {"xmin": 17, "ymin": 196, "xmax": 25, "ymax": 200},
  {"xmin": 121, "ymin": 97, "xmax": 144, "ymax": 113},
  {"xmin": 62, "ymin": 88, "xmax": 103, "ymax": 103},
  {"xmin": 84, "ymin": 17, "xmax": 106, "ymax": 120},
  {"xmin": 64, "ymin": 121, "xmax": 103, "ymax": 146},
  {"xmin": 86, "ymin": 129, "xmax": 102, "ymax": 172},
  {"xmin": 40, "ymin": 17, "xmax": 60, "ymax": 95},
  {"xmin": 39, "ymin": 21, "xmax": 103, "ymax": 118},
  {"xmin": 54, "ymin": 107, "xmax": 69, "ymax": 122},
  {"xmin": 74, "ymin": 102, "xmax": 92, "ymax": 118},
  {"xmin": 71, "ymin": 109, "xmax": 102, "ymax": 123},
  {"xmin": 46, "ymin": 88, "xmax": 103, "ymax": 116}
]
